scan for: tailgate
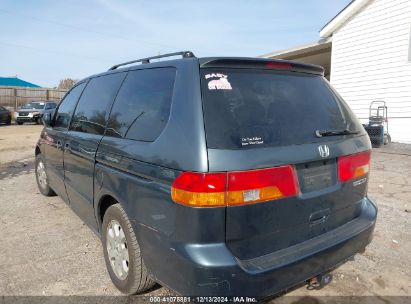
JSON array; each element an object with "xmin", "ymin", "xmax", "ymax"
[
  {"xmin": 209, "ymin": 139, "xmax": 370, "ymax": 260},
  {"xmin": 200, "ymin": 65, "xmax": 371, "ymax": 260}
]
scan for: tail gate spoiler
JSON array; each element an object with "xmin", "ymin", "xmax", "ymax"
[{"xmin": 199, "ymin": 57, "xmax": 324, "ymax": 76}]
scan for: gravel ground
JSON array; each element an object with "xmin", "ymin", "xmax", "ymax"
[
  {"xmin": 0, "ymin": 123, "xmax": 42, "ymax": 166},
  {"xmin": 0, "ymin": 124, "xmax": 410, "ymax": 302}
]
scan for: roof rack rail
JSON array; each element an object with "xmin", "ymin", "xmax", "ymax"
[{"xmin": 108, "ymin": 51, "xmax": 195, "ymax": 70}]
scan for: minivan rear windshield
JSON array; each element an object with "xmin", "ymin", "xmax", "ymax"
[{"xmin": 200, "ymin": 69, "xmax": 361, "ymax": 149}]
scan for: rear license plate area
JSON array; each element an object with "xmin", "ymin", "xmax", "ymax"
[{"xmin": 296, "ymin": 159, "xmax": 336, "ymax": 193}]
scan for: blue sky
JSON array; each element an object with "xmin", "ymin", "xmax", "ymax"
[{"xmin": 0, "ymin": 0, "xmax": 351, "ymax": 87}]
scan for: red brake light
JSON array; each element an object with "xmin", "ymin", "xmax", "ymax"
[
  {"xmin": 171, "ymin": 172, "xmax": 226, "ymax": 207},
  {"xmin": 171, "ymin": 166, "xmax": 299, "ymax": 207},
  {"xmin": 338, "ymin": 151, "xmax": 371, "ymax": 182},
  {"xmin": 171, "ymin": 172, "xmax": 226, "ymax": 192},
  {"xmin": 266, "ymin": 62, "xmax": 292, "ymax": 70}
]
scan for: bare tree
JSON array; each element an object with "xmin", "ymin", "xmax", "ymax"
[{"xmin": 57, "ymin": 78, "xmax": 78, "ymax": 90}]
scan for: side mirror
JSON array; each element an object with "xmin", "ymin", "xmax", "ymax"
[{"xmin": 42, "ymin": 112, "xmax": 52, "ymax": 127}]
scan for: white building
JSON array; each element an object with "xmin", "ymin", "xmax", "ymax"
[{"xmin": 261, "ymin": 0, "xmax": 411, "ymax": 143}]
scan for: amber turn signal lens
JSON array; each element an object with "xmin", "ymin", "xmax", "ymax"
[
  {"xmin": 227, "ymin": 186, "xmax": 284, "ymax": 206},
  {"xmin": 171, "ymin": 188, "xmax": 226, "ymax": 207}
]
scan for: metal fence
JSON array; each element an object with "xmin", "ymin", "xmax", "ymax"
[{"xmin": 0, "ymin": 86, "xmax": 67, "ymax": 111}]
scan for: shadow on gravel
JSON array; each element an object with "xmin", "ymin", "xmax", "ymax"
[{"xmin": 0, "ymin": 159, "xmax": 35, "ymax": 180}]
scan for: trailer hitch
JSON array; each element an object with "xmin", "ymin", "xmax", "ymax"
[{"xmin": 307, "ymin": 273, "xmax": 333, "ymax": 290}]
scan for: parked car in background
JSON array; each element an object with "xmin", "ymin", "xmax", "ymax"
[
  {"xmin": 15, "ymin": 101, "xmax": 57, "ymax": 125},
  {"xmin": 35, "ymin": 52, "xmax": 377, "ymax": 298},
  {"xmin": 0, "ymin": 106, "xmax": 12, "ymax": 125}
]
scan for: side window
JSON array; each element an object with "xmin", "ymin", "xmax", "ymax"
[
  {"xmin": 106, "ymin": 67, "xmax": 176, "ymax": 141},
  {"xmin": 0, "ymin": 106, "xmax": 5, "ymax": 111},
  {"xmin": 70, "ymin": 73, "xmax": 125, "ymax": 135},
  {"xmin": 54, "ymin": 83, "xmax": 86, "ymax": 129}
]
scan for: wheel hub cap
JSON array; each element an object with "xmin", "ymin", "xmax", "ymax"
[
  {"xmin": 37, "ymin": 161, "xmax": 47, "ymax": 189},
  {"xmin": 106, "ymin": 220, "xmax": 129, "ymax": 280}
]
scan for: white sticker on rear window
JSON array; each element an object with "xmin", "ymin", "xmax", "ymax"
[
  {"xmin": 241, "ymin": 136, "xmax": 264, "ymax": 146},
  {"xmin": 206, "ymin": 73, "xmax": 232, "ymax": 90}
]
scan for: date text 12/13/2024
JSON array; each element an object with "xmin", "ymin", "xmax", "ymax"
[{"xmin": 149, "ymin": 296, "xmax": 258, "ymax": 303}]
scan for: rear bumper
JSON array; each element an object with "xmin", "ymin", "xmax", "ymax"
[{"xmin": 136, "ymin": 197, "xmax": 377, "ymax": 297}]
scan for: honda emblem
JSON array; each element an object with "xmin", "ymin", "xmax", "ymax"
[{"xmin": 318, "ymin": 145, "xmax": 330, "ymax": 158}]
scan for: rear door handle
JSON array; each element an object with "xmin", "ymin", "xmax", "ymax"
[
  {"xmin": 309, "ymin": 208, "xmax": 330, "ymax": 225},
  {"xmin": 310, "ymin": 215, "xmax": 328, "ymax": 225}
]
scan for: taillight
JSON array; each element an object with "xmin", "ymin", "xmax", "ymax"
[
  {"xmin": 227, "ymin": 166, "xmax": 298, "ymax": 205},
  {"xmin": 171, "ymin": 172, "xmax": 226, "ymax": 207},
  {"xmin": 171, "ymin": 166, "xmax": 299, "ymax": 207},
  {"xmin": 338, "ymin": 150, "xmax": 371, "ymax": 182}
]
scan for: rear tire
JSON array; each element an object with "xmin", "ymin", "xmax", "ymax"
[
  {"xmin": 35, "ymin": 154, "xmax": 55, "ymax": 196},
  {"xmin": 102, "ymin": 203, "xmax": 155, "ymax": 295},
  {"xmin": 17, "ymin": 121, "xmax": 23, "ymax": 125},
  {"xmin": 36, "ymin": 117, "xmax": 42, "ymax": 125}
]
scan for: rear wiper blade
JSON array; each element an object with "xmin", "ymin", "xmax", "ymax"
[{"xmin": 315, "ymin": 129, "xmax": 359, "ymax": 138}]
